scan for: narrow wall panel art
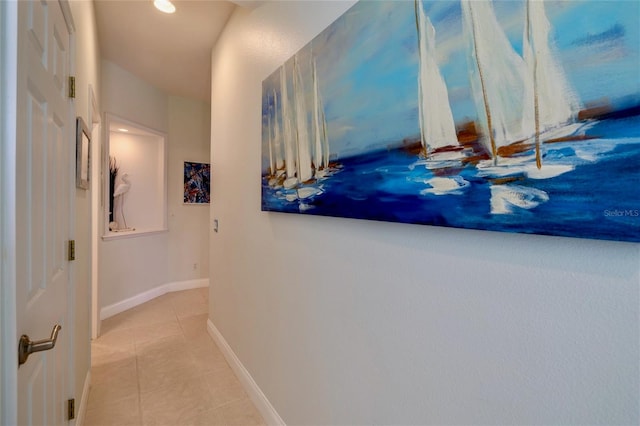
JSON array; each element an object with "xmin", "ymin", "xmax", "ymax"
[{"xmin": 261, "ymin": 0, "xmax": 640, "ymax": 243}]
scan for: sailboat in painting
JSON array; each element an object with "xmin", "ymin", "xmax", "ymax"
[
  {"xmin": 272, "ymin": 88, "xmax": 284, "ymax": 173},
  {"xmin": 462, "ymin": 0, "xmax": 589, "ymax": 181},
  {"xmin": 280, "ymin": 65, "xmax": 298, "ymax": 188},
  {"xmin": 266, "ymin": 54, "xmax": 339, "ymax": 206},
  {"xmin": 414, "ymin": 0, "xmax": 470, "ymax": 194},
  {"xmin": 415, "ymin": 0, "xmax": 461, "ymax": 161},
  {"xmin": 292, "ymin": 55, "xmax": 314, "ymax": 185},
  {"xmin": 312, "ymin": 58, "xmax": 331, "ymax": 177},
  {"xmin": 461, "ymin": 0, "xmax": 535, "ymax": 166},
  {"xmin": 266, "ymin": 88, "xmax": 285, "ymax": 187},
  {"xmin": 460, "ymin": 0, "xmax": 593, "ymax": 212},
  {"xmin": 267, "ymin": 102, "xmax": 275, "ymax": 176},
  {"xmin": 522, "ymin": 0, "xmax": 583, "ymax": 171}
]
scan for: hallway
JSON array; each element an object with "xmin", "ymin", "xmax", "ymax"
[{"xmin": 85, "ymin": 289, "xmax": 264, "ymax": 426}]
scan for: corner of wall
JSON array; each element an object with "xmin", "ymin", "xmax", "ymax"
[
  {"xmin": 206, "ymin": 319, "xmax": 285, "ymax": 426},
  {"xmin": 100, "ymin": 278, "xmax": 209, "ymax": 321}
]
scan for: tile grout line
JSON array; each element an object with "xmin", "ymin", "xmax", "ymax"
[{"xmin": 135, "ymin": 339, "xmax": 143, "ymax": 426}]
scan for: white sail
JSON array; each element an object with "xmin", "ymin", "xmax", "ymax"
[
  {"xmin": 293, "ymin": 55, "xmax": 313, "ymax": 183},
  {"xmin": 461, "ymin": 0, "xmax": 534, "ymax": 158},
  {"xmin": 416, "ymin": 0, "xmax": 458, "ymax": 152},
  {"xmin": 272, "ymin": 88, "xmax": 284, "ymax": 171},
  {"xmin": 280, "ymin": 65, "xmax": 297, "ymax": 180},
  {"xmin": 322, "ymin": 104, "xmax": 330, "ymax": 168},
  {"xmin": 523, "ymin": 0, "xmax": 581, "ymax": 132},
  {"xmin": 312, "ymin": 58, "xmax": 329, "ymax": 170},
  {"xmin": 267, "ymin": 102, "xmax": 275, "ymax": 174}
]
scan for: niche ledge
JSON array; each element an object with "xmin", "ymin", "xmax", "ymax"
[{"xmin": 102, "ymin": 228, "xmax": 168, "ymax": 241}]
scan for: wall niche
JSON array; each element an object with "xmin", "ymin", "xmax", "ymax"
[{"xmin": 103, "ymin": 113, "xmax": 168, "ymax": 239}]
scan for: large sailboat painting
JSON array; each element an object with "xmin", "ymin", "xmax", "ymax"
[{"xmin": 261, "ymin": 0, "xmax": 640, "ymax": 243}]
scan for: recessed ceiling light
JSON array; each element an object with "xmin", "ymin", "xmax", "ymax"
[
  {"xmin": 118, "ymin": 128, "xmax": 129, "ymax": 132},
  {"xmin": 153, "ymin": 0, "xmax": 176, "ymax": 14}
]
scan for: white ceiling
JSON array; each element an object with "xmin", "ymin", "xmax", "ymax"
[{"xmin": 94, "ymin": 0, "xmax": 260, "ymax": 103}]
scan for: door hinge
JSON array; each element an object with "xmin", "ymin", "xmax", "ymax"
[
  {"xmin": 68, "ymin": 76, "xmax": 75, "ymax": 98},
  {"xmin": 68, "ymin": 240, "xmax": 75, "ymax": 261},
  {"xmin": 67, "ymin": 398, "xmax": 75, "ymax": 420}
]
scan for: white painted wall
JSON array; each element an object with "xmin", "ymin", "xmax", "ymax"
[
  {"xmin": 168, "ymin": 96, "xmax": 211, "ymax": 283},
  {"xmin": 69, "ymin": 0, "xmax": 101, "ymax": 416},
  {"xmin": 99, "ymin": 61, "xmax": 210, "ymax": 310},
  {"xmin": 101, "ymin": 60, "xmax": 169, "ymax": 134},
  {"xmin": 99, "ymin": 60, "xmax": 170, "ymax": 308},
  {"xmin": 209, "ymin": 3, "xmax": 640, "ymax": 425}
]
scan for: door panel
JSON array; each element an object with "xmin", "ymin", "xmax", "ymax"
[{"xmin": 16, "ymin": 0, "xmax": 72, "ymax": 424}]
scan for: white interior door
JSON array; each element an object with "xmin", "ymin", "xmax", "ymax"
[{"xmin": 16, "ymin": 0, "xmax": 73, "ymax": 424}]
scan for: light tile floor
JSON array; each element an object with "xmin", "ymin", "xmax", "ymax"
[{"xmin": 84, "ymin": 288, "xmax": 265, "ymax": 426}]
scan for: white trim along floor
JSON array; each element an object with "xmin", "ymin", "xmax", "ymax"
[{"xmin": 84, "ymin": 288, "xmax": 265, "ymax": 425}]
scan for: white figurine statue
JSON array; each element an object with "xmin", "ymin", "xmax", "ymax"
[{"xmin": 113, "ymin": 173, "xmax": 131, "ymax": 230}]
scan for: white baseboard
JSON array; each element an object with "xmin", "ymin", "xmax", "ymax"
[
  {"xmin": 207, "ymin": 319, "xmax": 285, "ymax": 426},
  {"xmin": 75, "ymin": 371, "xmax": 91, "ymax": 426},
  {"xmin": 166, "ymin": 278, "xmax": 209, "ymax": 292},
  {"xmin": 100, "ymin": 278, "xmax": 209, "ymax": 320}
]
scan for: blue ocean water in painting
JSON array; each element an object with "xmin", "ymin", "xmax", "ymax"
[
  {"xmin": 261, "ymin": 0, "xmax": 640, "ymax": 243},
  {"xmin": 263, "ymin": 115, "xmax": 640, "ymax": 242}
]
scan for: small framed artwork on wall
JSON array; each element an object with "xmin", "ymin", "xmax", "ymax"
[{"xmin": 184, "ymin": 161, "xmax": 210, "ymax": 204}]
